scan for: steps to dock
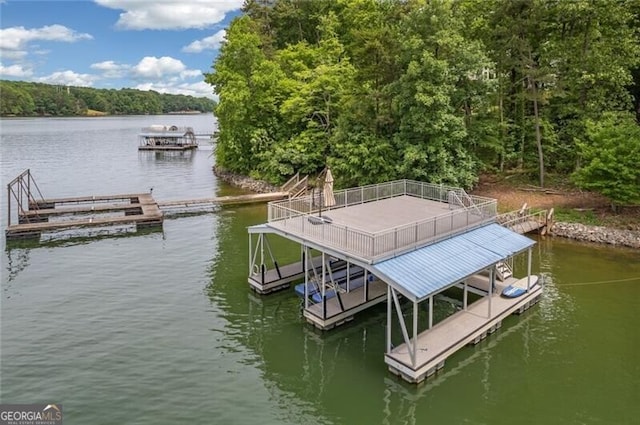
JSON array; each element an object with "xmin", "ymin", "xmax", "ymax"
[{"xmin": 497, "ymin": 203, "xmax": 554, "ymax": 235}]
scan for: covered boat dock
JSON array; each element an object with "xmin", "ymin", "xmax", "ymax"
[
  {"xmin": 248, "ymin": 179, "xmax": 541, "ymax": 381},
  {"xmin": 138, "ymin": 125, "xmax": 198, "ymax": 151}
]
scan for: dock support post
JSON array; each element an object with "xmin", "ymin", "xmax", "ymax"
[
  {"xmin": 386, "ymin": 285, "xmax": 392, "ymax": 353},
  {"xmin": 7, "ymin": 182, "xmax": 11, "ymax": 227},
  {"xmin": 463, "ymin": 280, "xmax": 468, "ymax": 310},
  {"xmin": 364, "ymin": 270, "xmax": 369, "ymax": 301},
  {"xmin": 527, "ymin": 248, "xmax": 532, "ymax": 292},
  {"xmin": 488, "ymin": 267, "xmax": 494, "ymax": 318},
  {"xmin": 248, "ymin": 234, "xmax": 252, "ymax": 275},
  {"xmin": 304, "ymin": 246, "xmax": 310, "ymax": 310},
  {"xmin": 412, "ymin": 301, "xmax": 418, "ymax": 368},
  {"xmin": 346, "ymin": 263, "xmax": 350, "ymax": 292},
  {"xmin": 260, "ymin": 234, "xmax": 264, "ymax": 280},
  {"xmin": 392, "ymin": 289, "xmax": 412, "ymax": 357},
  {"xmin": 428, "ymin": 296, "xmax": 433, "ymax": 328},
  {"xmin": 321, "ymin": 251, "xmax": 326, "ymax": 320}
]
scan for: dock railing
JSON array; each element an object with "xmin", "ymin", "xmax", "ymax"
[
  {"xmin": 267, "ymin": 180, "xmax": 497, "ymax": 262},
  {"xmin": 6, "ymin": 169, "xmax": 46, "ymax": 226},
  {"xmin": 497, "ymin": 206, "xmax": 549, "ymax": 234}
]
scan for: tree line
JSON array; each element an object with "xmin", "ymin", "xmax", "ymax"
[
  {"xmin": 207, "ymin": 0, "xmax": 640, "ymax": 206},
  {"xmin": 0, "ymin": 80, "xmax": 216, "ymax": 116}
]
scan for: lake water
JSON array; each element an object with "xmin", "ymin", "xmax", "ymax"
[{"xmin": 1, "ymin": 116, "xmax": 639, "ymax": 424}]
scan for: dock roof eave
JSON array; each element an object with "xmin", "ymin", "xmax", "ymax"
[
  {"xmin": 372, "ymin": 223, "xmax": 536, "ymax": 303},
  {"xmin": 253, "ymin": 223, "xmax": 374, "ymax": 268}
]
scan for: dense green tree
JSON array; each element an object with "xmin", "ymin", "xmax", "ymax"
[
  {"xmin": 0, "ymin": 80, "xmax": 215, "ymax": 116},
  {"xmin": 210, "ymin": 0, "xmax": 640, "ymax": 189},
  {"xmin": 0, "ymin": 82, "xmax": 35, "ymax": 115},
  {"xmin": 572, "ymin": 112, "xmax": 640, "ymax": 209},
  {"xmin": 206, "ymin": 15, "xmax": 268, "ymax": 174}
]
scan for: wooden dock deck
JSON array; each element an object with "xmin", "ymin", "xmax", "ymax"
[
  {"xmin": 6, "ymin": 193, "xmax": 162, "ymax": 241},
  {"xmin": 158, "ymin": 192, "xmax": 290, "ymax": 209},
  {"xmin": 385, "ymin": 279, "xmax": 542, "ymax": 383},
  {"xmin": 6, "ymin": 169, "xmax": 311, "ymax": 242}
]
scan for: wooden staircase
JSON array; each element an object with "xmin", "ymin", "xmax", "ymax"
[{"xmin": 281, "ymin": 172, "xmax": 309, "ymax": 199}]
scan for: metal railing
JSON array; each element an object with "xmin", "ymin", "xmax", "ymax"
[
  {"xmin": 6, "ymin": 169, "xmax": 46, "ymax": 226},
  {"xmin": 497, "ymin": 207, "xmax": 547, "ymax": 234},
  {"xmin": 267, "ymin": 180, "xmax": 497, "ymax": 262}
]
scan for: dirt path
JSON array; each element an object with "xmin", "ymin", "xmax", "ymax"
[{"xmin": 471, "ymin": 174, "xmax": 639, "ymax": 231}]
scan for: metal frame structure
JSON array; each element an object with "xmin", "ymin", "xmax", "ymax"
[{"xmin": 6, "ymin": 169, "xmax": 45, "ymax": 226}]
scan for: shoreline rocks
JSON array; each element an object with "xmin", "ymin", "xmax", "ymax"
[
  {"xmin": 550, "ymin": 222, "xmax": 640, "ymax": 249},
  {"xmin": 213, "ymin": 166, "xmax": 280, "ymax": 194}
]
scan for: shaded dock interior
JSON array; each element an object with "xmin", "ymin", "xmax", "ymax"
[{"xmin": 248, "ymin": 179, "xmax": 543, "ymax": 383}]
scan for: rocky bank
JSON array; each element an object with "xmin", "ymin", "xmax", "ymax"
[
  {"xmin": 213, "ymin": 166, "xmax": 280, "ymax": 193},
  {"xmin": 550, "ymin": 222, "xmax": 640, "ymax": 249}
]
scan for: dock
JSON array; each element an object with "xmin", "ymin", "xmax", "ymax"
[
  {"xmin": 138, "ymin": 125, "xmax": 198, "ymax": 151},
  {"xmin": 497, "ymin": 203, "xmax": 554, "ymax": 235},
  {"xmin": 6, "ymin": 188, "xmax": 163, "ymax": 241},
  {"xmin": 385, "ymin": 275, "xmax": 542, "ymax": 383},
  {"xmin": 158, "ymin": 192, "xmax": 290, "ymax": 209},
  {"xmin": 247, "ymin": 256, "xmax": 326, "ymax": 294},
  {"xmin": 248, "ymin": 178, "xmax": 542, "ymax": 382},
  {"xmin": 5, "ymin": 170, "xmax": 309, "ymax": 242}
]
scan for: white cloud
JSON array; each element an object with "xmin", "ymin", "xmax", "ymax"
[
  {"xmin": 1, "ymin": 50, "xmax": 28, "ymax": 60},
  {"xmin": 131, "ymin": 56, "xmax": 200, "ymax": 80},
  {"xmin": 135, "ymin": 80, "xmax": 215, "ymax": 99},
  {"xmin": 95, "ymin": 0, "xmax": 243, "ymax": 30},
  {"xmin": 0, "ymin": 24, "xmax": 92, "ymax": 52},
  {"xmin": 91, "ymin": 60, "xmax": 130, "ymax": 78},
  {"xmin": 37, "ymin": 70, "xmax": 96, "ymax": 87},
  {"xmin": 181, "ymin": 69, "xmax": 203, "ymax": 78},
  {"xmin": 0, "ymin": 63, "xmax": 33, "ymax": 78},
  {"xmin": 182, "ymin": 29, "xmax": 226, "ymax": 53}
]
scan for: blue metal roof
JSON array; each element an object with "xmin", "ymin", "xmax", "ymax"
[{"xmin": 372, "ymin": 223, "xmax": 535, "ymax": 302}]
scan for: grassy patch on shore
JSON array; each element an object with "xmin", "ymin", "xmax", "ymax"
[{"xmin": 86, "ymin": 109, "xmax": 107, "ymax": 116}]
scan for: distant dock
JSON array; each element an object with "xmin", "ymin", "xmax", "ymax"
[{"xmin": 138, "ymin": 125, "xmax": 199, "ymax": 151}]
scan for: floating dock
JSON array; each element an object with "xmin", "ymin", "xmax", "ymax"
[
  {"xmin": 5, "ymin": 170, "xmax": 309, "ymax": 242},
  {"xmin": 6, "ymin": 191, "xmax": 163, "ymax": 241},
  {"xmin": 249, "ymin": 178, "xmax": 542, "ymax": 382}
]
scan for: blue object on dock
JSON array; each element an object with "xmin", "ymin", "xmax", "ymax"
[
  {"xmin": 295, "ymin": 266, "xmax": 364, "ymax": 298},
  {"xmin": 310, "ymin": 275, "xmax": 366, "ymax": 303},
  {"xmin": 501, "ymin": 275, "xmax": 539, "ymax": 298}
]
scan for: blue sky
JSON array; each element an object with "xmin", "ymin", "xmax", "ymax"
[{"xmin": 0, "ymin": 0, "xmax": 245, "ymax": 98}]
